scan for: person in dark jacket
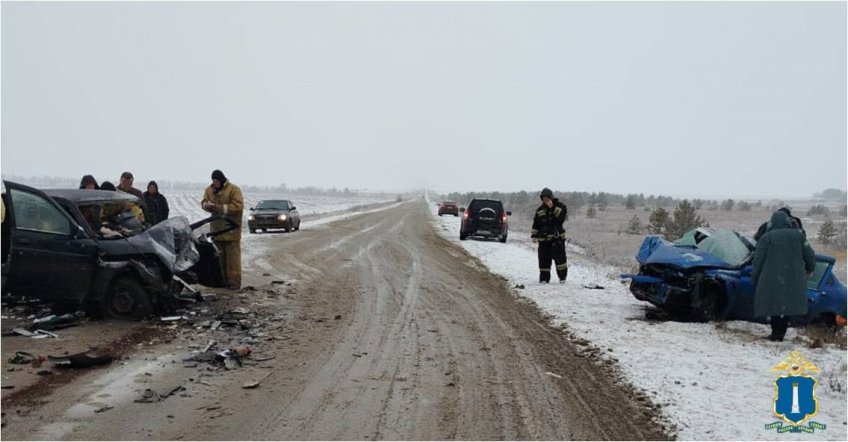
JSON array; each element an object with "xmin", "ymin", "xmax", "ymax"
[
  {"xmin": 531, "ymin": 188, "xmax": 568, "ymax": 283},
  {"xmin": 754, "ymin": 207, "xmax": 804, "ymax": 241},
  {"xmin": 143, "ymin": 181, "xmax": 170, "ymax": 225},
  {"xmin": 117, "ymin": 171, "xmax": 151, "ymax": 222},
  {"xmin": 752, "ymin": 210, "xmax": 816, "ymax": 341},
  {"xmin": 79, "ymin": 175, "xmax": 100, "ymax": 190}
]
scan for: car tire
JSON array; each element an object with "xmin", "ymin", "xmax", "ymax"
[
  {"xmin": 296, "ymin": 221, "xmax": 301, "ymax": 231},
  {"xmin": 284, "ymin": 221, "xmax": 291, "ymax": 233},
  {"xmin": 249, "ymin": 228, "xmax": 256, "ymax": 234},
  {"xmin": 499, "ymin": 234, "xmax": 507, "ymax": 243},
  {"xmin": 460, "ymin": 231, "xmax": 468, "ymax": 240},
  {"xmin": 102, "ymin": 276, "xmax": 153, "ymax": 320}
]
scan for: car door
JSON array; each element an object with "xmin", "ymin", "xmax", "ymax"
[
  {"xmin": 4, "ymin": 183, "xmax": 99, "ymax": 302},
  {"xmin": 288, "ymin": 200, "xmax": 300, "ymax": 226}
]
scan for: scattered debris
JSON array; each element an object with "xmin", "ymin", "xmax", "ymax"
[
  {"xmin": 94, "ymin": 405, "xmax": 113, "ymax": 413},
  {"xmin": 253, "ymin": 355, "xmax": 275, "ymax": 362},
  {"xmin": 31, "ymin": 313, "xmax": 80, "ymax": 331},
  {"xmin": 334, "ymin": 315, "xmax": 342, "ymax": 320},
  {"xmin": 515, "ymin": 284, "xmax": 525, "ymax": 289},
  {"xmin": 160, "ymin": 316, "xmax": 185, "ymax": 322},
  {"xmin": 242, "ymin": 372, "xmax": 273, "ymax": 389},
  {"xmin": 582, "ymin": 283, "xmax": 605, "ymax": 290},
  {"xmin": 134, "ymin": 389, "xmax": 162, "ymax": 403},
  {"xmin": 1, "ymin": 386, "xmax": 14, "ymax": 390},
  {"xmin": 544, "ymin": 371, "xmax": 563, "ymax": 379},
  {"xmin": 48, "ymin": 350, "xmax": 113, "ymax": 368},
  {"xmin": 230, "ymin": 307, "xmax": 250, "ymax": 315},
  {"xmin": 36, "ymin": 370, "xmax": 53, "ymax": 376},
  {"xmin": 270, "ymin": 280, "xmax": 286, "ymax": 285},
  {"xmin": 202, "ymin": 340, "xmax": 217, "ymax": 353},
  {"xmin": 8, "ymin": 351, "xmax": 36, "ymax": 365}
]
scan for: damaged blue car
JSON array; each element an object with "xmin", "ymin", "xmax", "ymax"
[{"xmin": 622, "ymin": 227, "xmax": 847, "ymax": 326}]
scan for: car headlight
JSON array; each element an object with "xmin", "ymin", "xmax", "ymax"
[
  {"xmin": 247, "ymin": 214, "xmax": 255, "ymax": 221},
  {"xmin": 277, "ymin": 214, "xmax": 287, "ymax": 221}
]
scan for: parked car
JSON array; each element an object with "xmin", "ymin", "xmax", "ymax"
[
  {"xmin": 1, "ymin": 181, "xmax": 231, "ymax": 320},
  {"xmin": 438, "ymin": 201, "xmax": 459, "ymax": 216},
  {"xmin": 621, "ymin": 227, "xmax": 847, "ymax": 325},
  {"xmin": 459, "ymin": 198, "xmax": 511, "ymax": 243},
  {"xmin": 247, "ymin": 199, "xmax": 301, "ymax": 233}
]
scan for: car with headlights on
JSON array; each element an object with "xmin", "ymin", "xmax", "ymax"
[{"xmin": 248, "ymin": 199, "xmax": 301, "ymax": 233}]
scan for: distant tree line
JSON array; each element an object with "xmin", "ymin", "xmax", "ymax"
[{"xmin": 1, "ymin": 175, "xmax": 385, "ymax": 196}]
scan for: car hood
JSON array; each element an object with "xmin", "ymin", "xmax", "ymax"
[
  {"xmin": 125, "ymin": 217, "xmax": 199, "ymax": 272},
  {"xmin": 636, "ymin": 228, "xmax": 753, "ymax": 270}
]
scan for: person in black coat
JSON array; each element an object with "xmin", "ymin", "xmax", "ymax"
[
  {"xmin": 143, "ymin": 181, "xmax": 170, "ymax": 225},
  {"xmin": 754, "ymin": 207, "xmax": 804, "ymax": 242},
  {"xmin": 531, "ymin": 188, "xmax": 568, "ymax": 283}
]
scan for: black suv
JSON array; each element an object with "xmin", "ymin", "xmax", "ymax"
[
  {"xmin": 459, "ymin": 198, "xmax": 511, "ymax": 242},
  {"xmin": 1, "ymin": 181, "xmax": 231, "ymax": 319}
]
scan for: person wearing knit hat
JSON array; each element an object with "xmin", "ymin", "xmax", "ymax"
[
  {"xmin": 531, "ymin": 187, "xmax": 569, "ymax": 284},
  {"xmin": 201, "ymin": 169, "xmax": 244, "ymax": 290},
  {"xmin": 143, "ymin": 180, "xmax": 170, "ymax": 225}
]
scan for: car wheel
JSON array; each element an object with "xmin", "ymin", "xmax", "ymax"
[
  {"xmin": 249, "ymin": 228, "xmax": 256, "ymax": 234},
  {"xmin": 296, "ymin": 221, "xmax": 301, "ymax": 231},
  {"xmin": 102, "ymin": 276, "xmax": 153, "ymax": 320},
  {"xmin": 499, "ymin": 234, "xmax": 507, "ymax": 243},
  {"xmin": 460, "ymin": 231, "xmax": 468, "ymax": 240},
  {"xmin": 284, "ymin": 221, "xmax": 291, "ymax": 233}
]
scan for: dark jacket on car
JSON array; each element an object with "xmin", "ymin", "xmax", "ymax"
[
  {"xmin": 143, "ymin": 188, "xmax": 170, "ymax": 225},
  {"xmin": 752, "ymin": 211, "xmax": 817, "ymax": 318},
  {"xmin": 531, "ymin": 199, "xmax": 568, "ymax": 242}
]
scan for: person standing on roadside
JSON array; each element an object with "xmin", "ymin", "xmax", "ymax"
[
  {"xmin": 143, "ymin": 181, "xmax": 170, "ymax": 225},
  {"xmin": 201, "ymin": 169, "xmax": 244, "ymax": 290},
  {"xmin": 531, "ymin": 187, "xmax": 568, "ymax": 284},
  {"xmin": 752, "ymin": 210, "xmax": 817, "ymax": 341}
]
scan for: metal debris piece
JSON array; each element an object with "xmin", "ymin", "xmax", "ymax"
[
  {"xmin": 242, "ymin": 372, "xmax": 273, "ymax": 389},
  {"xmin": 94, "ymin": 405, "xmax": 113, "ymax": 413},
  {"xmin": 544, "ymin": 371, "xmax": 563, "ymax": 379},
  {"xmin": 134, "ymin": 389, "xmax": 162, "ymax": 403},
  {"xmin": 48, "ymin": 350, "xmax": 112, "ymax": 368}
]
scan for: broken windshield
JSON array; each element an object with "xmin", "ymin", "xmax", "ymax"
[{"xmin": 675, "ymin": 227, "xmax": 753, "ymax": 267}]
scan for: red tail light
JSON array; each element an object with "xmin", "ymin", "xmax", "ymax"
[
  {"xmin": 502, "ymin": 213, "xmax": 508, "ymax": 222},
  {"xmin": 463, "ymin": 210, "xmax": 470, "ymax": 218}
]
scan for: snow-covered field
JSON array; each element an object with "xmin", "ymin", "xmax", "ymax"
[
  {"xmin": 428, "ymin": 196, "xmax": 847, "ymax": 441},
  {"xmin": 164, "ymin": 189, "xmax": 396, "ymax": 223}
]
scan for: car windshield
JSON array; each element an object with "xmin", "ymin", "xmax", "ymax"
[
  {"xmin": 256, "ymin": 201, "xmax": 288, "ymax": 210},
  {"xmin": 675, "ymin": 227, "xmax": 752, "ymax": 267}
]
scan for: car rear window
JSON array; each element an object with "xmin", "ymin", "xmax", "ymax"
[{"xmin": 469, "ymin": 200, "xmax": 503, "ymax": 212}]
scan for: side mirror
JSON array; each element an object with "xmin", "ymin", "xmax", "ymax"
[
  {"xmin": 249, "ymin": 207, "xmax": 255, "ymax": 211},
  {"xmin": 506, "ymin": 211, "xmax": 512, "ymax": 216},
  {"xmin": 290, "ymin": 206, "xmax": 296, "ymax": 210},
  {"xmin": 459, "ymin": 207, "xmax": 465, "ymax": 212}
]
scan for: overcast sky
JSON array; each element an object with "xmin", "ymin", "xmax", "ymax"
[{"xmin": 2, "ymin": 1, "xmax": 845, "ymax": 198}]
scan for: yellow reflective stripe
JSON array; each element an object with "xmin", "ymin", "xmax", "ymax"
[
  {"xmin": 556, "ymin": 263, "xmax": 568, "ymax": 270},
  {"xmin": 553, "ymin": 207, "xmax": 562, "ymax": 217}
]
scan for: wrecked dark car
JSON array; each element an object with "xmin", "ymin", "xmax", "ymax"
[
  {"xmin": 1, "ymin": 181, "xmax": 233, "ymax": 320},
  {"xmin": 622, "ymin": 227, "xmax": 847, "ymax": 325}
]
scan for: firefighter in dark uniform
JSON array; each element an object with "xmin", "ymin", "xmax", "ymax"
[{"xmin": 531, "ymin": 188, "xmax": 568, "ymax": 283}]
